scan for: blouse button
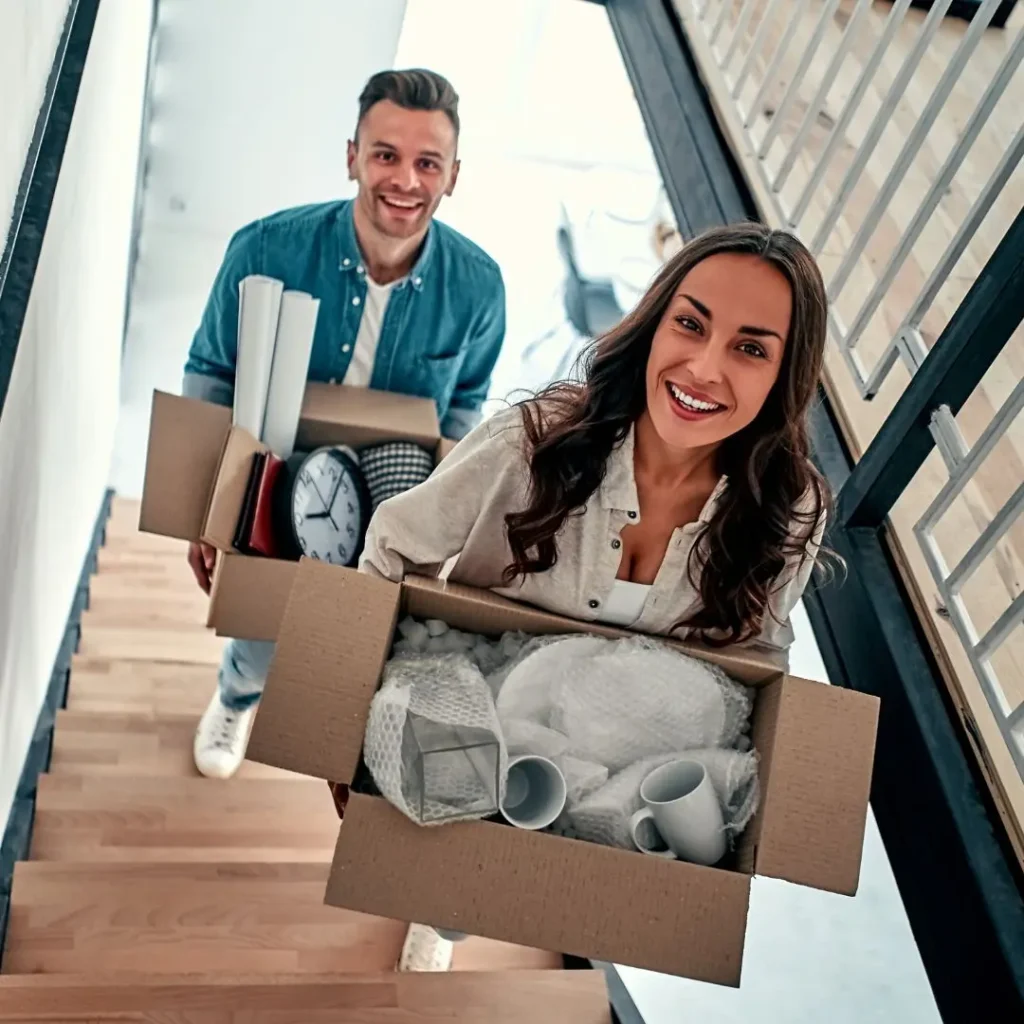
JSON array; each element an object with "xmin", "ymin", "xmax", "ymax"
[
  {"xmin": 627, "ymin": 510, "xmax": 637, "ymax": 520},
  {"xmin": 588, "ymin": 599, "xmax": 599, "ymax": 610},
  {"xmin": 611, "ymin": 538, "xmax": 621, "ymax": 550}
]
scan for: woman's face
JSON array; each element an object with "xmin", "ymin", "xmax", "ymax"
[{"xmin": 644, "ymin": 252, "xmax": 792, "ymax": 452}]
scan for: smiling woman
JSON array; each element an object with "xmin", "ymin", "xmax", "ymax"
[{"xmin": 360, "ymin": 221, "xmax": 833, "ymax": 653}]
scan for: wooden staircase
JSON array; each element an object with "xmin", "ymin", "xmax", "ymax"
[{"xmin": 0, "ymin": 498, "xmax": 610, "ymax": 1021}]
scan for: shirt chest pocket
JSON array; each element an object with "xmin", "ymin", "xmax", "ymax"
[{"xmin": 417, "ymin": 350, "xmax": 464, "ymax": 406}]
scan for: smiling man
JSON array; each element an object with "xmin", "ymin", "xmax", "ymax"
[{"xmin": 181, "ymin": 69, "xmax": 505, "ymax": 784}]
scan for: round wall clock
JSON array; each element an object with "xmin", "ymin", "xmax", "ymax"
[{"xmin": 273, "ymin": 445, "xmax": 370, "ymax": 566}]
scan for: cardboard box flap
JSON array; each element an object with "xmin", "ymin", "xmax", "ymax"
[
  {"xmin": 297, "ymin": 383, "xmax": 440, "ymax": 451},
  {"xmin": 247, "ymin": 559, "xmax": 399, "ymax": 783},
  {"xmin": 740, "ymin": 677, "xmax": 879, "ymax": 895},
  {"xmin": 139, "ymin": 391, "xmax": 232, "ymax": 541},
  {"xmin": 329, "ymin": 793, "xmax": 751, "ymax": 986},
  {"xmin": 403, "ymin": 575, "xmax": 784, "ymax": 686},
  {"xmin": 210, "ymin": 553, "xmax": 297, "ymax": 641},
  {"xmin": 201, "ymin": 426, "xmax": 266, "ymax": 551}
]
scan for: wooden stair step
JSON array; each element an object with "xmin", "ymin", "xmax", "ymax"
[
  {"xmin": 80, "ymin": 607, "xmax": 210, "ymax": 635},
  {"xmin": 88, "ymin": 571, "xmax": 206, "ymax": 600},
  {"xmin": 76, "ymin": 625, "xmax": 224, "ymax": 665},
  {"xmin": 3, "ymin": 861, "xmax": 406, "ymax": 974},
  {"xmin": 3, "ymin": 863, "xmax": 565, "ymax": 976},
  {"xmin": 67, "ymin": 658, "xmax": 216, "ymax": 715},
  {"xmin": 96, "ymin": 547, "xmax": 194, "ymax": 573},
  {"xmin": 85, "ymin": 593, "xmax": 210, "ymax": 626},
  {"xmin": 0, "ymin": 971, "xmax": 610, "ymax": 1022},
  {"xmin": 49, "ymin": 709, "xmax": 299, "ymax": 779},
  {"xmin": 30, "ymin": 775, "xmax": 339, "ymax": 862}
]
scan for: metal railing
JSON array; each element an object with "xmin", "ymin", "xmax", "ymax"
[{"xmin": 683, "ymin": 0, "xmax": 1024, "ymax": 778}]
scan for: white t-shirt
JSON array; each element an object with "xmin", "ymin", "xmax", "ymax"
[{"xmin": 343, "ymin": 275, "xmax": 403, "ymax": 387}]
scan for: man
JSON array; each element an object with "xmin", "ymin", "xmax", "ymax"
[{"xmin": 183, "ymin": 68, "xmax": 505, "ymax": 782}]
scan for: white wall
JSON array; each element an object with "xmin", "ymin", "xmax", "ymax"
[
  {"xmin": 0, "ymin": 0, "xmax": 153, "ymax": 831},
  {"xmin": 111, "ymin": 0, "xmax": 409, "ymax": 495},
  {"xmin": 0, "ymin": 0, "xmax": 69, "ymax": 255}
]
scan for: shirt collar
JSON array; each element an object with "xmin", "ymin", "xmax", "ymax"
[
  {"xmin": 337, "ymin": 198, "xmax": 435, "ymax": 292},
  {"xmin": 600, "ymin": 422, "xmax": 728, "ymax": 523}
]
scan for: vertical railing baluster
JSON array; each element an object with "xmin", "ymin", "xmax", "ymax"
[
  {"xmin": 826, "ymin": 0, "xmax": 1006, "ymax": 301},
  {"xmin": 743, "ymin": 0, "xmax": 809, "ymax": 129},
  {"xmin": 709, "ymin": 0, "xmax": 734, "ymax": 47},
  {"xmin": 809, "ymin": 0, "xmax": 956, "ymax": 255},
  {"xmin": 840, "ymin": 26, "xmax": 1024, "ymax": 358},
  {"xmin": 758, "ymin": 0, "xmax": 843, "ymax": 158},
  {"xmin": 773, "ymin": 0, "xmax": 873, "ymax": 192},
  {"xmin": 732, "ymin": 0, "xmax": 787, "ymax": 98},
  {"xmin": 722, "ymin": 0, "xmax": 760, "ymax": 71}
]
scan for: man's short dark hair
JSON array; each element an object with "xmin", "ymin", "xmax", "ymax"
[{"xmin": 356, "ymin": 68, "xmax": 460, "ymax": 140}]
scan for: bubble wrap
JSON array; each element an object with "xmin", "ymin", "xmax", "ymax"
[
  {"xmin": 365, "ymin": 619, "xmax": 759, "ymax": 846},
  {"xmin": 364, "ymin": 651, "xmax": 508, "ymax": 826},
  {"xmin": 493, "ymin": 633, "xmax": 757, "ymax": 844},
  {"xmin": 555, "ymin": 747, "xmax": 760, "ymax": 851}
]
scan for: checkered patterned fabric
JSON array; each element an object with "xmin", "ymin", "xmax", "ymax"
[{"xmin": 358, "ymin": 441, "xmax": 435, "ymax": 511}]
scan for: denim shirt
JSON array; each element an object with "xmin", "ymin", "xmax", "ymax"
[{"xmin": 182, "ymin": 199, "xmax": 506, "ymax": 439}]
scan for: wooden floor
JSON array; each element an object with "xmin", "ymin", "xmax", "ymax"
[
  {"xmin": 0, "ymin": 498, "xmax": 606, "ymax": 1022},
  {"xmin": 677, "ymin": 0, "xmax": 1024, "ymax": 865}
]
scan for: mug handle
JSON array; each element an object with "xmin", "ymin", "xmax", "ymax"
[{"xmin": 628, "ymin": 807, "xmax": 676, "ymax": 858}]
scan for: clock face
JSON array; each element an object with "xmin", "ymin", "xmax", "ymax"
[{"xmin": 289, "ymin": 447, "xmax": 368, "ymax": 566}]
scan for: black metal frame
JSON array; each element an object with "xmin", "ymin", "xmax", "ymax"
[
  {"xmin": 605, "ymin": 0, "xmax": 1024, "ymax": 1018},
  {"xmin": 837, "ymin": 206, "xmax": 1024, "ymax": 529},
  {"xmin": 0, "ymin": 0, "xmax": 100, "ymax": 418}
]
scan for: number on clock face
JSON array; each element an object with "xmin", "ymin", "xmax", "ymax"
[{"xmin": 290, "ymin": 448, "xmax": 363, "ymax": 566}]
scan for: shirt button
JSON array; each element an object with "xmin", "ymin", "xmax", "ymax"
[
  {"xmin": 341, "ymin": 344, "xmax": 351, "ymax": 354},
  {"xmin": 588, "ymin": 599, "xmax": 599, "ymax": 610},
  {"xmin": 352, "ymin": 296, "xmax": 361, "ymax": 306},
  {"xmin": 342, "ymin": 258, "xmax": 351, "ymax": 267},
  {"xmin": 414, "ymin": 277, "xmax": 422, "ymax": 286},
  {"xmin": 627, "ymin": 511, "xmax": 638, "ymax": 520},
  {"xmin": 611, "ymin": 539, "xmax": 621, "ymax": 550},
  {"xmin": 357, "ymin": 265, "xmax": 365, "ymax": 275}
]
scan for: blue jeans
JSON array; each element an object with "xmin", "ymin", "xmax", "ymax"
[{"xmin": 218, "ymin": 638, "xmax": 276, "ymax": 711}]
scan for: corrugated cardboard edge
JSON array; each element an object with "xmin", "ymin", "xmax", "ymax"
[
  {"xmin": 402, "ymin": 575, "xmax": 784, "ymax": 686},
  {"xmin": 246, "ymin": 559, "xmax": 399, "ymax": 783},
  {"xmin": 298, "ymin": 383, "xmax": 440, "ymax": 451},
  {"xmin": 329, "ymin": 793, "xmax": 749, "ymax": 986},
  {"xmin": 139, "ymin": 391, "xmax": 232, "ymax": 541},
  {"xmin": 749, "ymin": 677, "xmax": 879, "ymax": 895},
  {"xmin": 201, "ymin": 425, "xmax": 266, "ymax": 550}
]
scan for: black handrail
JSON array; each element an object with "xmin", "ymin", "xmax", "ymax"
[{"xmin": 0, "ymin": 0, "xmax": 100, "ymax": 418}]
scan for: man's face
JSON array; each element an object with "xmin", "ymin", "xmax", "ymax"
[{"xmin": 348, "ymin": 100, "xmax": 460, "ymax": 240}]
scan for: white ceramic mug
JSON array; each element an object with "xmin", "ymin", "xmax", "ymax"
[
  {"xmin": 628, "ymin": 758, "xmax": 726, "ymax": 866},
  {"xmin": 500, "ymin": 754, "xmax": 567, "ymax": 830}
]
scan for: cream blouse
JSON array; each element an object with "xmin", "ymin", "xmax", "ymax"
[{"xmin": 359, "ymin": 404, "xmax": 825, "ymax": 662}]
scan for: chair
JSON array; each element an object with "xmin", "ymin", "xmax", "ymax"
[{"xmin": 520, "ymin": 218, "xmax": 625, "ymax": 383}]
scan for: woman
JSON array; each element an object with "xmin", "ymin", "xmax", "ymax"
[{"xmin": 356, "ymin": 222, "xmax": 833, "ymax": 972}]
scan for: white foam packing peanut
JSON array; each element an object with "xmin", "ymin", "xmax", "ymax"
[{"xmin": 370, "ymin": 618, "xmax": 759, "ymax": 848}]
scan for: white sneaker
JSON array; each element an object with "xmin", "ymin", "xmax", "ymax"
[
  {"xmin": 397, "ymin": 923, "xmax": 455, "ymax": 972},
  {"xmin": 193, "ymin": 691, "xmax": 255, "ymax": 780}
]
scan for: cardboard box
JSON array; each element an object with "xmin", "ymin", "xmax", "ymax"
[
  {"xmin": 246, "ymin": 559, "xmax": 880, "ymax": 986},
  {"xmin": 139, "ymin": 385, "xmax": 456, "ymax": 638}
]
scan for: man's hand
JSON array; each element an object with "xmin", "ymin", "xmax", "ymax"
[{"xmin": 187, "ymin": 541, "xmax": 217, "ymax": 594}]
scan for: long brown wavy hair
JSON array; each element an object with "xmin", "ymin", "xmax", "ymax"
[{"xmin": 503, "ymin": 222, "xmax": 832, "ymax": 646}]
